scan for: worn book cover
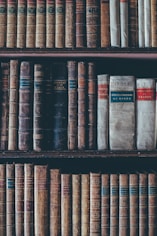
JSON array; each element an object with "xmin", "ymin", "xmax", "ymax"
[
  {"xmin": 0, "ymin": 164, "xmax": 6, "ymax": 236},
  {"xmin": 17, "ymin": 0, "xmax": 26, "ymax": 48}
]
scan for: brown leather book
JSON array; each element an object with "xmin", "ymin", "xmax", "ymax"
[
  {"xmin": 65, "ymin": 0, "xmax": 75, "ymax": 48},
  {"xmin": 0, "ymin": 0, "xmax": 7, "ymax": 47},
  {"xmin": 0, "ymin": 164, "xmax": 6, "ymax": 236},
  {"xmin": 100, "ymin": 0, "xmax": 110, "ymax": 47},
  {"xmin": 17, "ymin": 0, "xmax": 27, "ymax": 48},
  {"xmin": 76, "ymin": 0, "xmax": 86, "ymax": 48},
  {"xmin": 128, "ymin": 0, "xmax": 138, "ymax": 47},
  {"xmin": 26, "ymin": 0, "xmax": 36, "ymax": 48},
  {"xmin": 55, "ymin": 0, "xmax": 65, "ymax": 48},
  {"xmin": 46, "ymin": 0, "xmax": 55, "ymax": 48},
  {"xmin": 36, "ymin": 0, "xmax": 46, "ymax": 48}
]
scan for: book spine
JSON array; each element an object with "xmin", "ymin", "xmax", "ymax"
[
  {"xmin": 120, "ymin": 0, "xmax": 128, "ymax": 47},
  {"xmin": 144, "ymin": 0, "xmax": 151, "ymax": 47},
  {"xmin": 34, "ymin": 165, "xmax": 48, "ymax": 236},
  {"xmin": 68, "ymin": 61, "xmax": 78, "ymax": 150},
  {"xmin": 15, "ymin": 164, "xmax": 24, "ymax": 236},
  {"xmin": 24, "ymin": 163, "xmax": 34, "ymax": 236},
  {"xmin": 72, "ymin": 174, "xmax": 81, "ymax": 236},
  {"xmin": 151, "ymin": 0, "xmax": 157, "ymax": 47},
  {"xmin": 136, "ymin": 78, "xmax": 156, "ymax": 150},
  {"xmin": 129, "ymin": 173, "xmax": 139, "ymax": 236},
  {"xmin": 26, "ymin": 0, "xmax": 36, "ymax": 48},
  {"xmin": 129, "ymin": 0, "xmax": 138, "ymax": 47},
  {"xmin": 0, "ymin": 164, "xmax": 6, "ymax": 236},
  {"xmin": 6, "ymin": 0, "xmax": 17, "ymax": 48},
  {"xmin": 8, "ymin": 59, "xmax": 19, "ymax": 150},
  {"xmin": 88, "ymin": 62, "xmax": 96, "ymax": 149},
  {"xmin": 76, "ymin": 0, "xmax": 86, "ymax": 48},
  {"xmin": 110, "ymin": 0, "xmax": 120, "ymax": 47},
  {"xmin": 17, "ymin": 0, "xmax": 26, "ymax": 48},
  {"xmin": 100, "ymin": 0, "xmax": 110, "ymax": 48},
  {"xmin": 86, "ymin": 0, "xmax": 100, "ymax": 48},
  {"xmin": 81, "ymin": 174, "xmax": 90, "ymax": 236},
  {"xmin": 33, "ymin": 64, "xmax": 45, "ymax": 151},
  {"xmin": 50, "ymin": 169, "xmax": 61, "ymax": 236},
  {"xmin": 78, "ymin": 61, "xmax": 87, "ymax": 150},
  {"xmin": 109, "ymin": 76, "xmax": 135, "ymax": 150},
  {"xmin": 0, "ymin": 62, "xmax": 9, "ymax": 150},
  {"xmin": 138, "ymin": 0, "xmax": 144, "ymax": 47},
  {"xmin": 139, "ymin": 173, "xmax": 148, "ymax": 236},
  {"xmin": 110, "ymin": 174, "xmax": 119, "ymax": 236},
  {"xmin": 36, "ymin": 0, "xmax": 46, "ymax": 48},
  {"xmin": 65, "ymin": 0, "xmax": 75, "ymax": 48},
  {"xmin": 46, "ymin": 0, "xmax": 55, "ymax": 48},
  {"xmin": 97, "ymin": 74, "xmax": 109, "ymax": 150},
  {"xmin": 55, "ymin": 0, "xmax": 65, "ymax": 48},
  {"xmin": 119, "ymin": 174, "xmax": 129, "ymax": 236},
  {"xmin": 18, "ymin": 61, "xmax": 33, "ymax": 150},
  {"xmin": 101, "ymin": 174, "xmax": 110, "ymax": 236},
  {"xmin": 61, "ymin": 174, "xmax": 72, "ymax": 236},
  {"xmin": 0, "ymin": 0, "xmax": 7, "ymax": 47},
  {"xmin": 6, "ymin": 163, "xmax": 15, "ymax": 236}
]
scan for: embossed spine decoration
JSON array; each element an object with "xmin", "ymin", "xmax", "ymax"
[
  {"xmin": 0, "ymin": 164, "xmax": 6, "ymax": 236},
  {"xmin": 55, "ymin": 0, "xmax": 65, "ymax": 48},
  {"xmin": 65, "ymin": 0, "xmax": 75, "ymax": 48},
  {"xmin": 76, "ymin": 0, "xmax": 86, "ymax": 48},
  {"xmin": 0, "ymin": 0, "xmax": 7, "ymax": 47},
  {"xmin": 46, "ymin": 0, "xmax": 55, "ymax": 47},
  {"xmin": 36, "ymin": 0, "xmax": 46, "ymax": 48},
  {"xmin": 17, "ymin": 0, "xmax": 26, "ymax": 48},
  {"xmin": 100, "ymin": 0, "xmax": 110, "ymax": 47},
  {"xmin": 129, "ymin": 0, "xmax": 138, "ymax": 47},
  {"xmin": 26, "ymin": 0, "xmax": 36, "ymax": 48}
]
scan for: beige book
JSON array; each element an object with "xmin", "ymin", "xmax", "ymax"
[
  {"xmin": 0, "ymin": 0, "xmax": 7, "ymax": 47},
  {"xmin": 26, "ymin": 0, "xmax": 36, "ymax": 48},
  {"xmin": 17, "ymin": 0, "xmax": 26, "ymax": 48},
  {"xmin": 65, "ymin": 0, "xmax": 75, "ymax": 48},
  {"xmin": 46, "ymin": 0, "xmax": 55, "ymax": 48},
  {"xmin": 36, "ymin": 0, "xmax": 46, "ymax": 48},
  {"xmin": 151, "ymin": 0, "xmax": 157, "ymax": 47},
  {"xmin": 55, "ymin": 0, "xmax": 65, "ymax": 48},
  {"xmin": 110, "ymin": 0, "xmax": 120, "ymax": 47}
]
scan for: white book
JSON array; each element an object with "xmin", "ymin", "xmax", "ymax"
[
  {"xmin": 144, "ymin": 0, "xmax": 151, "ymax": 47},
  {"xmin": 120, "ymin": 0, "xmax": 128, "ymax": 47},
  {"xmin": 110, "ymin": 0, "xmax": 120, "ymax": 47},
  {"xmin": 138, "ymin": 0, "xmax": 144, "ymax": 47},
  {"xmin": 97, "ymin": 74, "xmax": 109, "ymax": 150},
  {"xmin": 109, "ymin": 76, "xmax": 135, "ymax": 150},
  {"xmin": 136, "ymin": 78, "xmax": 156, "ymax": 150}
]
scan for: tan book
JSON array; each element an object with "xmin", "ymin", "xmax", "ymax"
[
  {"xmin": 128, "ymin": 0, "xmax": 138, "ymax": 47},
  {"xmin": 100, "ymin": 0, "xmax": 110, "ymax": 47},
  {"xmin": 26, "ymin": 0, "xmax": 36, "ymax": 48},
  {"xmin": 76, "ymin": 0, "xmax": 86, "ymax": 48},
  {"xmin": 46, "ymin": 0, "xmax": 55, "ymax": 48},
  {"xmin": 24, "ymin": 163, "xmax": 34, "ymax": 236},
  {"xmin": 151, "ymin": 0, "xmax": 157, "ymax": 47},
  {"xmin": 34, "ymin": 165, "xmax": 48, "ymax": 236},
  {"xmin": 50, "ymin": 169, "xmax": 61, "ymax": 236},
  {"xmin": 15, "ymin": 164, "xmax": 24, "ymax": 236},
  {"xmin": 55, "ymin": 0, "xmax": 65, "ymax": 48},
  {"xmin": 120, "ymin": 0, "xmax": 129, "ymax": 47},
  {"xmin": 17, "ymin": 0, "xmax": 26, "ymax": 48},
  {"xmin": 36, "ymin": 0, "xmax": 46, "ymax": 48},
  {"xmin": 0, "ymin": 0, "xmax": 7, "ymax": 47},
  {"xmin": 110, "ymin": 0, "xmax": 120, "ymax": 47},
  {"xmin": 65, "ymin": 0, "xmax": 75, "ymax": 48},
  {"xmin": 0, "ymin": 164, "xmax": 6, "ymax": 236}
]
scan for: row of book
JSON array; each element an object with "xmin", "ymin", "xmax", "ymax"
[
  {"xmin": 1, "ymin": 0, "xmax": 157, "ymax": 48},
  {"xmin": 1, "ymin": 163, "xmax": 157, "ymax": 236}
]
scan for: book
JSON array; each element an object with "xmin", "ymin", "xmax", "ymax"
[
  {"xmin": 86, "ymin": 0, "xmax": 100, "ymax": 48},
  {"xmin": 144, "ymin": 0, "xmax": 151, "ymax": 47},
  {"xmin": 151, "ymin": 0, "xmax": 157, "ymax": 47},
  {"xmin": 110, "ymin": 0, "xmax": 120, "ymax": 47},
  {"xmin": 68, "ymin": 61, "xmax": 78, "ymax": 150},
  {"xmin": 50, "ymin": 169, "xmax": 61, "ymax": 236},
  {"xmin": 6, "ymin": 163, "xmax": 15, "ymax": 236},
  {"xmin": 18, "ymin": 61, "xmax": 33, "ymax": 151},
  {"xmin": 15, "ymin": 164, "xmax": 24, "ymax": 236},
  {"xmin": 120, "ymin": 0, "xmax": 128, "ymax": 47},
  {"xmin": 55, "ymin": 0, "xmax": 65, "ymax": 48},
  {"xmin": 100, "ymin": 0, "xmax": 110, "ymax": 48},
  {"xmin": 26, "ymin": 0, "xmax": 36, "ymax": 48},
  {"xmin": 65, "ymin": 0, "xmax": 75, "ymax": 48},
  {"xmin": 34, "ymin": 165, "xmax": 48, "ymax": 236},
  {"xmin": 136, "ymin": 78, "xmax": 156, "ymax": 150},
  {"xmin": 97, "ymin": 74, "xmax": 109, "ymax": 150},
  {"xmin": 61, "ymin": 174, "xmax": 72, "ymax": 235},
  {"xmin": 8, "ymin": 60, "xmax": 19, "ymax": 150},
  {"xmin": 17, "ymin": 0, "xmax": 27, "ymax": 48},
  {"xmin": 109, "ymin": 76, "xmax": 135, "ymax": 150},
  {"xmin": 46, "ymin": 0, "xmax": 55, "ymax": 48},
  {"xmin": 0, "ymin": 0, "xmax": 7, "ymax": 47},
  {"xmin": 0, "ymin": 164, "xmax": 6, "ymax": 236},
  {"xmin": 24, "ymin": 163, "xmax": 34, "ymax": 236},
  {"xmin": 81, "ymin": 174, "xmax": 90, "ymax": 236},
  {"xmin": 76, "ymin": 0, "xmax": 86, "ymax": 48},
  {"xmin": 129, "ymin": 0, "xmax": 138, "ymax": 47},
  {"xmin": 138, "ymin": 0, "xmax": 144, "ymax": 47}
]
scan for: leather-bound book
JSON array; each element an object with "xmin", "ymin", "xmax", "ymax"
[
  {"xmin": 17, "ymin": 0, "xmax": 26, "ymax": 48},
  {"xmin": 55, "ymin": 0, "xmax": 65, "ymax": 48},
  {"xmin": 0, "ymin": 0, "xmax": 7, "ymax": 47},
  {"xmin": 76, "ymin": 0, "xmax": 86, "ymax": 48},
  {"xmin": 0, "ymin": 164, "xmax": 6, "ymax": 236},
  {"xmin": 128, "ymin": 0, "xmax": 138, "ymax": 47},
  {"xmin": 46, "ymin": 0, "xmax": 55, "ymax": 48},
  {"xmin": 26, "ymin": 0, "xmax": 36, "ymax": 48},
  {"xmin": 100, "ymin": 0, "xmax": 110, "ymax": 48},
  {"xmin": 65, "ymin": 0, "xmax": 75, "ymax": 48}
]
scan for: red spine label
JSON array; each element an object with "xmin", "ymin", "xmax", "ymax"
[
  {"xmin": 98, "ymin": 84, "xmax": 108, "ymax": 99},
  {"xmin": 136, "ymin": 88, "xmax": 155, "ymax": 100}
]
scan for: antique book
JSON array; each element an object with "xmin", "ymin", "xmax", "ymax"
[
  {"xmin": 109, "ymin": 76, "xmax": 135, "ymax": 150},
  {"xmin": 100, "ymin": 0, "xmax": 110, "ymax": 48},
  {"xmin": 0, "ymin": 164, "xmax": 6, "ymax": 236},
  {"xmin": 6, "ymin": 0, "xmax": 17, "ymax": 48},
  {"xmin": 52, "ymin": 62, "xmax": 68, "ymax": 150},
  {"xmin": 136, "ymin": 78, "xmax": 156, "ymax": 150},
  {"xmin": 17, "ymin": 0, "xmax": 27, "ymax": 48},
  {"xmin": 24, "ymin": 163, "xmax": 34, "ymax": 236},
  {"xmin": 144, "ymin": 0, "xmax": 151, "ymax": 47},
  {"xmin": 34, "ymin": 165, "xmax": 48, "ymax": 236},
  {"xmin": 120, "ymin": 0, "xmax": 128, "ymax": 47},
  {"xmin": 138, "ymin": 0, "xmax": 144, "ymax": 47},
  {"xmin": 76, "ymin": 0, "xmax": 86, "ymax": 48},
  {"xmin": 110, "ymin": 0, "xmax": 120, "ymax": 47},
  {"xmin": 88, "ymin": 62, "xmax": 96, "ymax": 149},
  {"xmin": 6, "ymin": 163, "xmax": 15, "ymax": 236},
  {"xmin": 46, "ymin": 0, "xmax": 55, "ymax": 48},
  {"xmin": 72, "ymin": 174, "xmax": 81, "ymax": 236},
  {"xmin": 129, "ymin": 173, "xmax": 139, "ymax": 236},
  {"xmin": 139, "ymin": 173, "xmax": 148, "ymax": 236},
  {"xmin": 119, "ymin": 174, "xmax": 129, "ymax": 236},
  {"xmin": 26, "ymin": 0, "xmax": 36, "ymax": 48},
  {"xmin": 90, "ymin": 173, "xmax": 101, "ymax": 235},
  {"xmin": 110, "ymin": 174, "xmax": 119, "ymax": 236},
  {"xmin": 78, "ymin": 61, "xmax": 87, "ymax": 150},
  {"xmin": 55, "ymin": 0, "xmax": 65, "ymax": 48},
  {"xmin": 15, "ymin": 164, "xmax": 24, "ymax": 236},
  {"xmin": 36, "ymin": 0, "xmax": 46, "ymax": 48},
  {"xmin": 68, "ymin": 61, "xmax": 78, "ymax": 150},
  {"xmin": 151, "ymin": 0, "xmax": 157, "ymax": 47},
  {"xmin": 18, "ymin": 61, "xmax": 33, "ymax": 151},
  {"xmin": 97, "ymin": 74, "xmax": 109, "ymax": 150},
  {"xmin": 86, "ymin": 0, "xmax": 100, "ymax": 48},
  {"xmin": 8, "ymin": 60, "xmax": 19, "ymax": 150},
  {"xmin": 33, "ymin": 64, "xmax": 45, "ymax": 151},
  {"xmin": 0, "ymin": 0, "xmax": 7, "ymax": 47},
  {"xmin": 129, "ymin": 0, "xmax": 138, "ymax": 47},
  {"xmin": 61, "ymin": 174, "xmax": 72, "ymax": 236},
  {"xmin": 81, "ymin": 174, "xmax": 90, "ymax": 236},
  {"xmin": 50, "ymin": 169, "xmax": 61, "ymax": 236},
  {"xmin": 0, "ymin": 62, "xmax": 9, "ymax": 150},
  {"xmin": 65, "ymin": 0, "xmax": 75, "ymax": 48},
  {"xmin": 101, "ymin": 174, "xmax": 110, "ymax": 236}
]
